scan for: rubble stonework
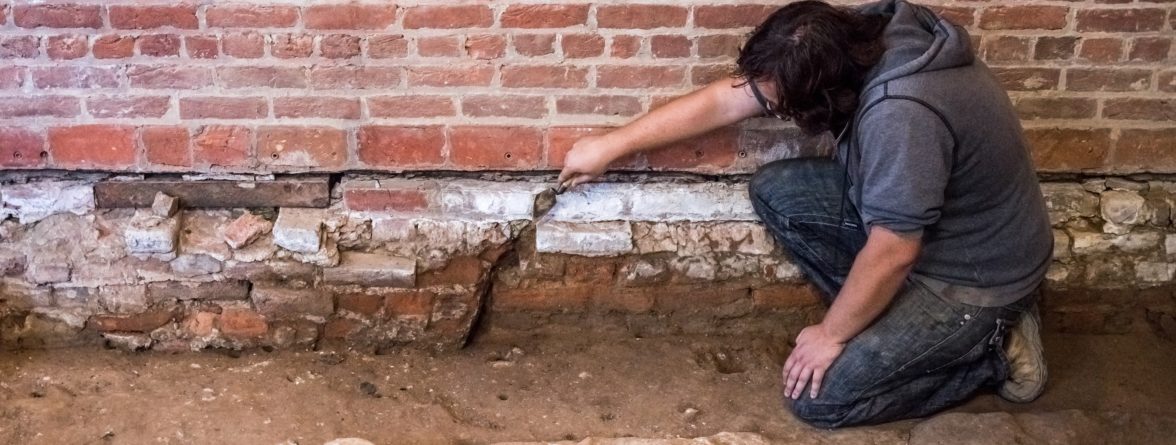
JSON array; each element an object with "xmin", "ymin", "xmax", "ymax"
[{"xmin": 1, "ymin": 175, "xmax": 1174, "ymax": 352}]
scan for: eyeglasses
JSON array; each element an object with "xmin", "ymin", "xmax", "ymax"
[{"xmin": 748, "ymin": 80, "xmax": 790, "ymax": 121}]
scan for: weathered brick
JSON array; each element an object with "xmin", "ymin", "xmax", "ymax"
[
  {"xmin": 1025, "ymin": 128, "xmax": 1112, "ymax": 172},
  {"xmin": 652, "ymin": 35, "xmax": 692, "ymax": 58},
  {"xmin": 385, "ymin": 290, "xmax": 434, "ymax": 319},
  {"xmin": 1035, "ymin": 37, "xmax": 1078, "ymax": 60},
  {"xmin": 1077, "ymin": 8, "xmax": 1166, "ymax": 32},
  {"xmin": 274, "ymin": 97, "xmax": 360, "ymax": 119},
  {"xmin": 251, "ymin": 286, "xmax": 333, "ymax": 318},
  {"xmin": 222, "ymin": 32, "xmax": 265, "ymax": 58},
  {"xmin": 218, "ymin": 66, "xmax": 307, "ymax": 88},
  {"xmin": 0, "ymin": 128, "xmax": 45, "ymax": 168},
  {"xmin": 462, "ymin": 95, "xmax": 547, "ymax": 119},
  {"xmin": 127, "ymin": 65, "xmax": 213, "ymax": 89},
  {"xmin": 502, "ymin": 65, "xmax": 589, "ymax": 88},
  {"xmin": 147, "ymin": 281, "xmax": 249, "ymax": 301},
  {"xmin": 1078, "ymin": 38, "xmax": 1123, "ymax": 63},
  {"xmin": 407, "ymin": 66, "xmax": 494, "ymax": 87},
  {"xmin": 417, "ymin": 36, "xmax": 463, "ymax": 57},
  {"xmin": 1016, "ymin": 98, "xmax": 1098, "ymax": 120},
  {"xmin": 562, "ymin": 34, "xmax": 605, "ymax": 58},
  {"xmin": 514, "ymin": 34, "xmax": 556, "ymax": 56},
  {"xmin": 1103, "ymin": 99, "xmax": 1175, "ymax": 121},
  {"xmin": 271, "ymin": 34, "xmax": 313, "ymax": 58},
  {"xmin": 32, "ymin": 66, "xmax": 119, "ymax": 89},
  {"xmin": 180, "ymin": 97, "xmax": 267, "ymax": 119},
  {"xmin": 222, "ymin": 213, "xmax": 272, "ymax": 249},
  {"xmin": 449, "ymin": 126, "xmax": 543, "ymax": 169},
  {"xmin": 556, "ymin": 95, "xmax": 643, "ymax": 117},
  {"xmin": 698, "ymin": 35, "xmax": 742, "ymax": 58},
  {"xmin": 88, "ymin": 96, "xmax": 170, "ymax": 119},
  {"xmin": 321, "ymin": 34, "xmax": 361, "ymax": 59},
  {"xmin": 1129, "ymin": 37, "xmax": 1171, "ymax": 62},
  {"xmin": 336, "ymin": 292, "xmax": 384, "ymax": 316},
  {"xmin": 0, "ymin": 96, "xmax": 79, "ymax": 118},
  {"xmin": 492, "ymin": 286, "xmax": 591, "ymax": 312},
  {"xmin": 192, "ymin": 125, "xmax": 252, "ymax": 168},
  {"xmin": 257, "ymin": 126, "xmax": 348, "ymax": 169},
  {"xmin": 979, "ymin": 6, "xmax": 1069, "ymax": 30},
  {"xmin": 141, "ymin": 126, "xmax": 191, "ymax": 168},
  {"xmin": 982, "ymin": 36, "xmax": 1031, "ymax": 63},
  {"xmin": 309, "ymin": 66, "xmax": 400, "ymax": 89},
  {"xmin": 218, "ymin": 308, "xmax": 268, "ymax": 338},
  {"xmin": 403, "ymin": 5, "xmax": 493, "ymax": 29},
  {"xmin": 0, "ymin": 36, "xmax": 39, "ymax": 58},
  {"xmin": 367, "ymin": 34, "xmax": 408, "ymax": 58},
  {"xmin": 46, "ymin": 34, "xmax": 88, "ymax": 60},
  {"xmin": 418, "ymin": 256, "xmax": 486, "ymax": 287},
  {"xmin": 14, "ymin": 4, "xmax": 102, "ymax": 28},
  {"xmin": 0, "ymin": 67, "xmax": 23, "ymax": 89},
  {"xmin": 645, "ymin": 127, "xmax": 739, "ymax": 171},
  {"xmin": 170, "ymin": 254, "xmax": 222, "ymax": 277},
  {"xmin": 357, "ymin": 126, "xmax": 446, "ymax": 168},
  {"xmin": 597, "ymin": 4, "xmax": 688, "ymax": 29},
  {"xmin": 109, "ymin": 5, "xmax": 199, "ymax": 29},
  {"xmin": 93, "ymin": 35, "xmax": 135, "ymax": 59},
  {"xmin": 597, "ymin": 66, "xmax": 686, "ymax": 89},
  {"xmin": 89, "ymin": 309, "xmax": 176, "ymax": 333},
  {"xmin": 368, "ymin": 96, "xmax": 454, "ymax": 118},
  {"xmin": 990, "ymin": 67, "xmax": 1060, "ymax": 91},
  {"xmin": 206, "ymin": 5, "xmax": 299, "ymax": 28},
  {"xmin": 465, "ymin": 34, "xmax": 507, "ymax": 60},
  {"xmin": 344, "ymin": 189, "xmax": 429, "ymax": 212},
  {"xmin": 49, "ymin": 125, "xmax": 136, "ymax": 169},
  {"xmin": 751, "ymin": 284, "xmax": 822, "ymax": 310},
  {"xmin": 324, "ymin": 252, "xmax": 415, "ymax": 287},
  {"xmin": 1113, "ymin": 129, "xmax": 1176, "ymax": 173},
  {"xmin": 502, "ymin": 5, "xmax": 589, "ymax": 28},
  {"xmin": 139, "ymin": 34, "xmax": 181, "ymax": 57},
  {"xmin": 1067, "ymin": 69, "xmax": 1151, "ymax": 92},
  {"xmin": 304, "ymin": 4, "xmax": 397, "ymax": 30}
]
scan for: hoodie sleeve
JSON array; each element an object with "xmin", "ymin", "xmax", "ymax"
[{"xmin": 855, "ymin": 98, "xmax": 955, "ymax": 237}]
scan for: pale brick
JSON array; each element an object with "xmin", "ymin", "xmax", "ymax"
[
  {"xmin": 273, "ymin": 208, "xmax": 324, "ymax": 253},
  {"xmin": 536, "ymin": 221, "xmax": 633, "ymax": 256},
  {"xmin": 626, "ymin": 183, "xmax": 757, "ymax": 222},
  {"xmin": 323, "ymin": 252, "xmax": 415, "ymax": 287},
  {"xmin": 1, "ymin": 182, "xmax": 94, "ymax": 224},
  {"xmin": 250, "ymin": 286, "xmax": 333, "ymax": 318},
  {"xmin": 544, "ymin": 183, "xmax": 633, "ymax": 222},
  {"xmin": 169, "ymin": 253, "xmax": 222, "ymax": 277},
  {"xmin": 222, "ymin": 212, "xmax": 272, "ymax": 249},
  {"xmin": 124, "ymin": 214, "xmax": 179, "ymax": 254}
]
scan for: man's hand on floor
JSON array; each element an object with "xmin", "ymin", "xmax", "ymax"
[{"xmin": 783, "ymin": 324, "xmax": 846, "ymax": 400}]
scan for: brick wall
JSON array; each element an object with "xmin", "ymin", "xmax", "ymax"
[{"xmin": 0, "ymin": 1, "xmax": 1171, "ymax": 175}]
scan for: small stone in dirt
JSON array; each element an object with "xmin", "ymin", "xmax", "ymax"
[
  {"xmin": 152, "ymin": 192, "xmax": 178, "ymax": 217},
  {"xmin": 359, "ymin": 381, "xmax": 379, "ymax": 398},
  {"xmin": 683, "ymin": 407, "xmax": 701, "ymax": 422},
  {"xmin": 318, "ymin": 353, "xmax": 345, "ymax": 366}
]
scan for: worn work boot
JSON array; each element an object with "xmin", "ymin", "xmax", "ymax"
[{"xmin": 999, "ymin": 305, "xmax": 1048, "ymax": 403}]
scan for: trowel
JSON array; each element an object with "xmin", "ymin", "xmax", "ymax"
[{"xmin": 532, "ymin": 180, "xmax": 570, "ymax": 220}]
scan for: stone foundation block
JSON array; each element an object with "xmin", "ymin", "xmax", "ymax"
[
  {"xmin": 324, "ymin": 252, "xmax": 415, "ymax": 287},
  {"xmin": 536, "ymin": 221, "xmax": 633, "ymax": 256},
  {"xmin": 125, "ymin": 214, "xmax": 180, "ymax": 254},
  {"xmin": 273, "ymin": 208, "xmax": 324, "ymax": 253}
]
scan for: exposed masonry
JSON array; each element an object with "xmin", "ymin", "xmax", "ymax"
[{"xmin": 1, "ymin": 173, "xmax": 1175, "ymax": 352}]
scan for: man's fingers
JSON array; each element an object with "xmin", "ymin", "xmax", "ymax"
[
  {"xmin": 809, "ymin": 367, "xmax": 825, "ymax": 399},
  {"xmin": 791, "ymin": 367, "xmax": 813, "ymax": 399},
  {"xmin": 557, "ymin": 168, "xmax": 575, "ymax": 185},
  {"xmin": 785, "ymin": 360, "xmax": 805, "ymax": 399}
]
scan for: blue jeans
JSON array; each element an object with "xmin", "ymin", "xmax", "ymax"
[{"xmin": 749, "ymin": 158, "xmax": 1032, "ymax": 428}]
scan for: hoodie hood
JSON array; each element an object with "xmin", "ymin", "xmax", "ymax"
[{"xmin": 859, "ymin": 0, "xmax": 974, "ymax": 92}]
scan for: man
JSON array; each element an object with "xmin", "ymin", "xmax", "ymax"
[{"xmin": 557, "ymin": 0, "xmax": 1052, "ymax": 428}]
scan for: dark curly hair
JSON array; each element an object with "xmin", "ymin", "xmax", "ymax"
[{"xmin": 735, "ymin": 1, "xmax": 889, "ymax": 136}]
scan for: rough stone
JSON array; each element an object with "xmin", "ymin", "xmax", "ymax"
[
  {"xmin": 291, "ymin": 237, "xmax": 341, "ymax": 267},
  {"xmin": 1101, "ymin": 190, "xmax": 1150, "ymax": 234},
  {"xmin": 1081, "ymin": 178, "xmax": 1106, "ymax": 193},
  {"xmin": 250, "ymin": 286, "xmax": 333, "ymax": 319},
  {"xmin": 124, "ymin": 213, "xmax": 179, "ymax": 254},
  {"xmin": 147, "ymin": 281, "xmax": 249, "ymax": 301},
  {"xmin": 1046, "ymin": 264, "xmax": 1070, "ymax": 283},
  {"xmin": 671, "ymin": 256, "xmax": 718, "ymax": 282},
  {"xmin": 1, "ymin": 280, "xmax": 54, "ymax": 308},
  {"xmin": 151, "ymin": 192, "xmax": 178, "ymax": 217},
  {"xmin": 1136, "ymin": 262, "xmax": 1175, "ymax": 283},
  {"xmin": 101, "ymin": 332, "xmax": 153, "ymax": 351},
  {"xmin": 1040, "ymin": 183, "xmax": 1099, "ymax": 225},
  {"xmin": 1106, "ymin": 177, "xmax": 1148, "ymax": 192},
  {"xmin": 1167, "ymin": 234, "xmax": 1176, "ymax": 257},
  {"xmin": 223, "ymin": 212, "xmax": 273, "ymax": 249},
  {"xmin": 536, "ymin": 221, "xmax": 633, "ymax": 256},
  {"xmin": 50, "ymin": 287, "xmax": 99, "ymax": 309},
  {"xmin": 908, "ymin": 412, "xmax": 1024, "ymax": 445},
  {"xmin": 1, "ymin": 181, "xmax": 95, "ymax": 224},
  {"xmin": 1053, "ymin": 229, "xmax": 1071, "ymax": 260},
  {"xmin": 98, "ymin": 285, "xmax": 149, "ymax": 314},
  {"xmin": 1110, "ymin": 232, "xmax": 1162, "ymax": 253},
  {"xmin": 620, "ymin": 259, "xmax": 670, "ymax": 286},
  {"xmin": 170, "ymin": 254, "xmax": 222, "ymax": 277},
  {"xmin": 181, "ymin": 213, "xmax": 233, "ymax": 261},
  {"xmin": 273, "ymin": 208, "xmax": 324, "ymax": 253},
  {"xmin": 324, "ymin": 252, "xmax": 415, "ymax": 287},
  {"xmin": 232, "ymin": 236, "xmax": 278, "ymax": 263},
  {"xmin": 1070, "ymin": 231, "xmax": 1114, "ymax": 255},
  {"xmin": 26, "ymin": 261, "xmax": 71, "ymax": 284}
]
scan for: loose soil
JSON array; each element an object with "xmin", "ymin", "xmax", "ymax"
[{"xmin": 1, "ymin": 329, "xmax": 1174, "ymax": 444}]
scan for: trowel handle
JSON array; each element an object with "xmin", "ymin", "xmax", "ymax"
[{"xmin": 553, "ymin": 180, "xmax": 570, "ymax": 195}]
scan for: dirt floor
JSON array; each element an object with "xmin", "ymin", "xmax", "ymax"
[{"xmin": 1, "ymin": 328, "xmax": 1174, "ymax": 445}]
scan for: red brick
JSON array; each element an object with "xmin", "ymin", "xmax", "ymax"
[
  {"xmin": 223, "ymin": 32, "xmax": 264, "ymax": 58},
  {"xmin": 547, "ymin": 126, "xmax": 640, "ymax": 169},
  {"xmin": 450, "ymin": 126, "xmax": 543, "ymax": 170},
  {"xmin": 93, "ymin": 35, "xmax": 135, "ymax": 59},
  {"xmin": 357, "ymin": 126, "xmax": 445, "ymax": 168},
  {"xmin": 1114, "ymin": 129, "xmax": 1176, "ymax": 173},
  {"xmin": 1025, "ymin": 128, "xmax": 1111, "ymax": 171},
  {"xmin": 466, "ymin": 34, "xmax": 506, "ymax": 59},
  {"xmin": 305, "ymin": 4, "xmax": 397, "ymax": 30},
  {"xmin": 368, "ymin": 96, "xmax": 455, "ymax": 118},
  {"xmin": 308, "ymin": 66, "xmax": 401, "ymax": 89},
  {"xmin": 1077, "ymin": 9, "xmax": 1166, "ymax": 32},
  {"xmin": 562, "ymin": 34, "xmax": 605, "ymax": 58},
  {"xmin": 514, "ymin": 34, "xmax": 556, "ymax": 56},
  {"xmin": 274, "ymin": 97, "xmax": 360, "ymax": 119},
  {"xmin": 0, "ymin": 36, "xmax": 38, "ymax": 58},
  {"xmin": 502, "ymin": 4, "xmax": 589, "ymax": 28},
  {"xmin": 207, "ymin": 5, "xmax": 298, "ymax": 28},
  {"xmin": 751, "ymin": 284, "xmax": 822, "ymax": 310},
  {"xmin": 645, "ymin": 127, "xmax": 739, "ymax": 171},
  {"xmin": 49, "ymin": 125, "xmax": 136, "ymax": 169},
  {"xmin": 14, "ymin": 4, "xmax": 101, "ymax": 28},
  {"xmin": 597, "ymin": 4, "xmax": 688, "ymax": 29},
  {"xmin": 611, "ymin": 35, "xmax": 642, "ymax": 58},
  {"xmin": 218, "ymin": 66, "xmax": 306, "ymax": 88},
  {"xmin": 930, "ymin": 6, "xmax": 975, "ymax": 27},
  {"xmin": 141, "ymin": 126, "xmax": 191, "ymax": 168},
  {"xmin": 110, "ymin": 5, "xmax": 198, "ymax": 29},
  {"xmin": 694, "ymin": 5, "xmax": 777, "ymax": 29},
  {"xmin": 257, "ymin": 126, "xmax": 348, "ymax": 169},
  {"xmin": 322, "ymin": 34, "xmax": 361, "ymax": 59},
  {"xmin": 1066, "ymin": 69, "xmax": 1150, "ymax": 92},
  {"xmin": 979, "ymin": 6, "xmax": 1069, "ymax": 30},
  {"xmin": 403, "ymin": 5, "xmax": 492, "ymax": 29},
  {"xmin": 180, "ymin": 97, "xmax": 267, "ymax": 119},
  {"xmin": 368, "ymin": 35, "xmax": 408, "ymax": 58},
  {"xmin": 1015, "ymin": 98, "xmax": 1097, "ymax": 120},
  {"xmin": 556, "ymin": 95, "xmax": 643, "ymax": 117},
  {"xmin": 990, "ymin": 67, "xmax": 1059, "ymax": 91},
  {"xmin": 0, "ymin": 96, "xmax": 79, "ymax": 118},
  {"xmin": 128, "ymin": 65, "xmax": 213, "ymax": 89},
  {"xmin": 652, "ymin": 35, "xmax": 691, "ymax": 58},
  {"xmin": 344, "ymin": 189, "xmax": 430, "ymax": 212},
  {"xmin": 32, "ymin": 66, "xmax": 119, "ymax": 89},
  {"xmin": 0, "ymin": 67, "xmax": 23, "ymax": 89},
  {"xmin": 982, "ymin": 36, "xmax": 1031, "ymax": 63},
  {"xmin": 1129, "ymin": 37, "xmax": 1171, "ymax": 62},
  {"xmin": 691, "ymin": 64, "xmax": 731, "ymax": 85},
  {"xmin": 46, "ymin": 34, "xmax": 88, "ymax": 60},
  {"xmin": 597, "ymin": 65, "xmax": 686, "ymax": 89},
  {"xmin": 417, "ymin": 36, "xmax": 463, "ymax": 57},
  {"xmin": 407, "ymin": 65, "xmax": 494, "ymax": 87},
  {"xmin": 89, "ymin": 309, "xmax": 176, "ymax": 333},
  {"xmin": 491, "ymin": 286, "xmax": 591, "ymax": 312},
  {"xmin": 139, "ymin": 34, "xmax": 181, "ymax": 57},
  {"xmin": 0, "ymin": 128, "xmax": 45, "ymax": 168},
  {"xmin": 385, "ymin": 290, "xmax": 434, "ymax": 319},
  {"xmin": 1035, "ymin": 37, "xmax": 1078, "ymax": 60},
  {"xmin": 88, "ymin": 96, "xmax": 170, "ymax": 118},
  {"xmin": 218, "ymin": 308, "xmax": 267, "ymax": 339},
  {"xmin": 698, "ymin": 35, "xmax": 742, "ymax": 58},
  {"xmin": 193, "ymin": 126, "xmax": 252, "ymax": 168},
  {"xmin": 501, "ymin": 65, "xmax": 588, "ymax": 88},
  {"xmin": 418, "ymin": 257, "xmax": 486, "ymax": 287},
  {"xmin": 1103, "ymin": 99, "xmax": 1175, "ymax": 121},
  {"xmin": 323, "ymin": 318, "xmax": 366, "ymax": 340},
  {"xmin": 1078, "ymin": 38, "xmax": 1123, "ymax": 63},
  {"xmin": 186, "ymin": 36, "xmax": 219, "ymax": 59},
  {"xmin": 462, "ymin": 95, "xmax": 547, "ymax": 119}
]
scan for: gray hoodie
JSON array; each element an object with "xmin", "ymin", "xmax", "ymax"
[{"xmin": 843, "ymin": 0, "xmax": 1052, "ymax": 307}]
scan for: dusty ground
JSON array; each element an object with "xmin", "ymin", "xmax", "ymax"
[{"xmin": 1, "ymin": 329, "xmax": 1174, "ymax": 445}]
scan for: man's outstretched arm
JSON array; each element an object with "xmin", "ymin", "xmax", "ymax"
[
  {"xmin": 783, "ymin": 226, "xmax": 922, "ymax": 400},
  {"xmin": 558, "ymin": 77, "xmax": 768, "ymax": 187}
]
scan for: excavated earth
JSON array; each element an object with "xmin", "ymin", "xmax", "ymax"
[{"xmin": 1, "ymin": 328, "xmax": 1174, "ymax": 445}]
